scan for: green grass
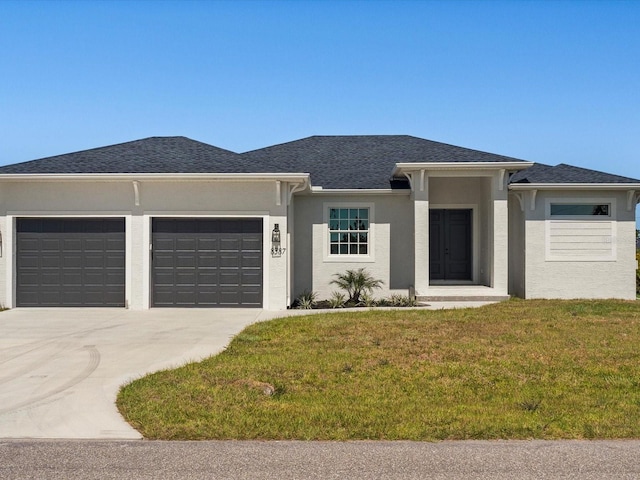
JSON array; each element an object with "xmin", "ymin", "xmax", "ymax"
[{"xmin": 117, "ymin": 299, "xmax": 640, "ymax": 440}]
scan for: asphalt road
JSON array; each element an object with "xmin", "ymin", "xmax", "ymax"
[{"xmin": 1, "ymin": 439, "xmax": 638, "ymax": 479}]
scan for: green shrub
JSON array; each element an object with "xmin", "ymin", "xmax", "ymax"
[
  {"xmin": 328, "ymin": 291, "xmax": 346, "ymax": 309},
  {"xmin": 294, "ymin": 290, "xmax": 317, "ymax": 309},
  {"xmin": 330, "ymin": 268, "xmax": 383, "ymax": 304}
]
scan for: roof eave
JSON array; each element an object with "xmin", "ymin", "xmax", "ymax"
[
  {"xmin": 509, "ymin": 183, "xmax": 640, "ymax": 191},
  {"xmin": 393, "ymin": 161, "xmax": 534, "ymax": 176},
  {"xmin": 309, "ymin": 187, "xmax": 409, "ymax": 195},
  {"xmin": 0, "ymin": 172, "xmax": 311, "ymax": 182}
]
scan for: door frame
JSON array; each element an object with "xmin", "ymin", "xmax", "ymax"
[{"xmin": 429, "ymin": 204, "xmax": 479, "ymax": 284}]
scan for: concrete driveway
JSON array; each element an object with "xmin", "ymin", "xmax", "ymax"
[{"xmin": 0, "ymin": 308, "xmax": 277, "ymax": 439}]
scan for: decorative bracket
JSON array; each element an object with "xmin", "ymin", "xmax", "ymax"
[
  {"xmin": 498, "ymin": 169, "xmax": 506, "ymax": 191},
  {"xmin": 132, "ymin": 181, "xmax": 140, "ymax": 206},
  {"xmin": 276, "ymin": 181, "xmax": 282, "ymax": 206},
  {"xmin": 530, "ymin": 189, "xmax": 537, "ymax": 211},
  {"xmin": 626, "ymin": 190, "xmax": 636, "ymax": 211}
]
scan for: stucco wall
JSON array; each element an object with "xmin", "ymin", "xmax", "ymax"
[
  {"xmin": 523, "ymin": 190, "xmax": 636, "ymax": 300},
  {"xmin": 0, "ymin": 179, "xmax": 290, "ymax": 310},
  {"xmin": 292, "ymin": 193, "xmax": 414, "ymax": 301}
]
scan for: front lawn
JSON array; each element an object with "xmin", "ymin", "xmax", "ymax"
[{"xmin": 117, "ymin": 299, "xmax": 640, "ymax": 440}]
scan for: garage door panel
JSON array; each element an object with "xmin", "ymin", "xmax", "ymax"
[
  {"xmin": 197, "ymin": 271, "xmax": 218, "ymax": 285},
  {"xmin": 198, "ymin": 238, "xmax": 218, "ymax": 250},
  {"xmin": 152, "ymin": 218, "xmax": 262, "ymax": 307},
  {"xmin": 19, "ymin": 255, "xmax": 40, "ymax": 268},
  {"xmin": 84, "ymin": 255, "xmax": 105, "ymax": 268},
  {"xmin": 40, "ymin": 239, "xmax": 62, "ymax": 251},
  {"xmin": 219, "ymin": 238, "xmax": 241, "ymax": 251},
  {"xmin": 16, "ymin": 218, "xmax": 125, "ymax": 307},
  {"xmin": 198, "ymin": 254, "xmax": 218, "ymax": 267}
]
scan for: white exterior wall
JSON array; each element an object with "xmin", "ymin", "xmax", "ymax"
[
  {"xmin": 522, "ymin": 190, "xmax": 636, "ymax": 300},
  {"xmin": 0, "ymin": 179, "xmax": 292, "ymax": 310},
  {"xmin": 292, "ymin": 193, "xmax": 414, "ymax": 301}
]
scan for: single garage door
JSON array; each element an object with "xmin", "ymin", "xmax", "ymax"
[
  {"xmin": 16, "ymin": 218, "xmax": 126, "ymax": 307},
  {"xmin": 151, "ymin": 218, "xmax": 263, "ymax": 307}
]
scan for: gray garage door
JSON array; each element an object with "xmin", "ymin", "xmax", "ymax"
[
  {"xmin": 151, "ymin": 218, "xmax": 263, "ymax": 307},
  {"xmin": 16, "ymin": 218, "xmax": 126, "ymax": 307}
]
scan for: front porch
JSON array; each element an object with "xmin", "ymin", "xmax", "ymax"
[{"xmin": 396, "ymin": 162, "xmax": 521, "ymax": 302}]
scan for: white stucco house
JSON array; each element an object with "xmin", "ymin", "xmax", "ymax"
[{"xmin": 0, "ymin": 135, "xmax": 637, "ymax": 309}]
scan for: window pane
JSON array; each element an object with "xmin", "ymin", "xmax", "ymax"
[
  {"xmin": 339, "ymin": 209, "xmax": 348, "ymax": 219},
  {"xmin": 359, "ymin": 244, "xmax": 368, "ymax": 254},
  {"xmin": 359, "ymin": 233, "xmax": 368, "ymax": 242},
  {"xmin": 350, "ymin": 233, "xmax": 358, "ymax": 243},
  {"xmin": 341, "ymin": 233, "xmax": 349, "ymax": 242},
  {"xmin": 360, "ymin": 220, "xmax": 369, "ymax": 230},
  {"xmin": 550, "ymin": 204, "xmax": 610, "ymax": 216},
  {"xmin": 349, "ymin": 209, "xmax": 358, "ymax": 219},
  {"xmin": 329, "ymin": 220, "xmax": 339, "ymax": 230},
  {"xmin": 359, "ymin": 209, "xmax": 368, "ymax": 220},
  {"xmin": 340, "ymin": 244, "xmax": 348, "ymax": 254},
  {"xmin": 330, "ymin": 244, "xmax": 338, "ymax": 255},
  {"xmin": 330, "ymin": 209, "xmax": 339, "ymax": 219},
  {"xmin": 330, "ymin": 233, "xmax": 339, "ymax": 242},
  {"xmin": 350, "ymin": 244, "xmax": 358, "ymax": 254},
  {"xmin": 340, "ymin": 220, "xmax": 348, "ymax": 230}
]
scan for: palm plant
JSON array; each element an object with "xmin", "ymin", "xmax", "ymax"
[{"xmin": 330, "ymin": 268, "xmax": 383, "ymax": 304}]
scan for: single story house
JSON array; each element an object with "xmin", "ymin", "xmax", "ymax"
[{"xmin": 0, "ymin": 135, "xmax": 637, "ymax": 309}]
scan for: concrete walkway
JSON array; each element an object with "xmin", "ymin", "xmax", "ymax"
[{"xmin": 0, "ymin": 302, "xmax": 494, "ymax": 439}]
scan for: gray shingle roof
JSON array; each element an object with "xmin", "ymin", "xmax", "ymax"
[
  {"xmin": 510, "ymin": 163, "xmax": 640, "ymax": 184},
  {"xmin": 1, "ymin": 135, "xmax": 637, "ymax": 189},
  {"xmin": 0, "ymin": 137, "xmax": 242, "ymax": 174},
  {"xmin": 240, "ymin": 135, "xmax": 528, "ymax": 189}
]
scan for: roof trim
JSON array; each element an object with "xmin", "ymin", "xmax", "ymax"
[
  {"xmin": 509, "ymin": 183, "xmax": 640, "ymax": 191},
  {"xmin": 308, "ymin": 187, "xmax": 410, "ymax": 195},
  {"xmin": 0, "ymin": 173, "xmax": 311, "ymax": 182},
  {"xmin": 394, "ymin": 161, "xmax": 533, "ymax": 173}
]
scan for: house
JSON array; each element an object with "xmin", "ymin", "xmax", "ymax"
[{"xmin": 0, "ymin": 135, "xmax": 637, "ymax": 309}]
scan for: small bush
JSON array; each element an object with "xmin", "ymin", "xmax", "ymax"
[
  {"xmin": 328, "ymin": 291, "xmax": 346, "ymax": 309},
  {"xmin": 359, "ymin": 293, "xmax": 378, "ymax": 307},
  {"xmin": 294, "ymin": 290, "xmax": 317, "ymax": 309},
  {"xmin": 388, "ymin": 294, "xmax": 417, "ymax": 307},
  {"xmin": 330, "ymin": 268, "xmax": 383, "ymax": 304}
]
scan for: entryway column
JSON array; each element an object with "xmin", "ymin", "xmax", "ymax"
[
  {"xmin": 491, "ymin": 171, "xmax": 509, "ymax": 294},
  {"xmin": 414, "ymin": 180, "xmax": 429, "ymax": 296}
]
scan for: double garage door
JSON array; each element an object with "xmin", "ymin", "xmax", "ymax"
[{"xmin": 15, "ymin": 217, "xmax": 263, "ymax": 308}]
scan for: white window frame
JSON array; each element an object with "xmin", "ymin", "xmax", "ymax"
[
  {"xmin": 323, "ymin": 203, "xmax": 375, "ymax": 263},
  {"xmin": 545, "ymin": 198, "xmax": 617, "ymax": 262}
]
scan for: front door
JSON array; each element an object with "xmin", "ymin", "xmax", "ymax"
[{"xmin": 429, "ymin": 209, "xmax": 472, "ymax": 281}]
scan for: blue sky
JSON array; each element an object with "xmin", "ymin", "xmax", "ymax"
[{"xmin": 1, "ymin": 0, "xmax": 638, "ymax": 223}]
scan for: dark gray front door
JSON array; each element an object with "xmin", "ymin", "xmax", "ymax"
[
  {"xmin": 151, "ymin": 218, "xmax": 263, "ymax": 307},
  {"xmin": 429, "ymin": 209, "xmax": 472, "ymax": 281},
  {"xmin": 16, "ymin": 218, "xmax": 126, "ymax": 307}
]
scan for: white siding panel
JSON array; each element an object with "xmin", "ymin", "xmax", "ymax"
[{"xmin": 547, "ymin": 220, "xmax": 614, "ymax": 261}]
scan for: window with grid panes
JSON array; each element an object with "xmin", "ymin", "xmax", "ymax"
[{"xmin": 328, "ymin": 208, "xmax": 369, "ymax": 255}]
